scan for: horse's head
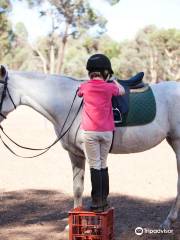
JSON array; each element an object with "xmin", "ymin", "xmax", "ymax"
[{"xmin": 0, "ymin": 65, "xmax": 19, "ymax": 121}]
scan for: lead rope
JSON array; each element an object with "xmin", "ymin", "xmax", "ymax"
[
  {"xmin": 0, "ymin": 90, "xmax": 83, "ymax": 158},
  {"xmin": 0, "ymin": 89, "xmax": 79, "ymax": 151}
]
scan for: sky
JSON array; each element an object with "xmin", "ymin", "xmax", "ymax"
[{"xmin": 10, "ymin": 0, "xmax": 180, "ymax": 43}]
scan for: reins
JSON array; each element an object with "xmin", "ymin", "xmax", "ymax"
[
  {"xmin": 0, "ymin": 71, "xmax": 11, "ymax": 119},
  {"xmin": 0, "ymin": 71, "xmax": 83, "ymax": 158}
]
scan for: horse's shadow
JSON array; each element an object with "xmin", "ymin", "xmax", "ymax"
[{"xmin": 0, "ymin": 190, "xmax": 179, "ymax": 240}]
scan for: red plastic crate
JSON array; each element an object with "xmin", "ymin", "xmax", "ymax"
[{"xmin": 68, "ymin": 207, "xmax": 114, "ymax": 240}]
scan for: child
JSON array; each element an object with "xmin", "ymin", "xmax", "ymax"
[{"xmin": 78, "ymin": 54, "xmax": 125, "ymax": 212}]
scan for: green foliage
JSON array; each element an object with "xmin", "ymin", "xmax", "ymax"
[
  {"xmin": 112, "ymin": 26, "xmax": 180, "ymax": 82},
  {"xmin": 10, "ymin": 22, "xmax": 36, "ymax": 71},
  {"xmin": 61, "ymin": 34, "xmax": 121, "ymax": 78},
  {"xmin": 0, "ymin": 14, "xmax": 35, "ymax": 71},
  {"xmin": 149, "ymin": 28, "xmax": 180, "ymax": 81},
  {"xmin": 0, "ymin": 0, "xmax": 12, "ymax": 10},
  {"xmin": 15, "ymin": 22, "xmax": 28, "ymax": 40},
  {"xmin": 62, "ymin": 36, "xmax": 88, "ymax": 77},
  {"xmin": 17, "ymin": 0, "xmax": 107, "ymax": 73},
  {"xmin": 21, "ymin": 0, "xmax": 107, "ymax": 37},
  {"xmin": 97, "ymin": 35, "xmax": 121, "ymax": 59},
  {"xmin": 0, "ymin": 0, "xmax": 179, "ymax": 82},
  {"xmin": 0, "ymin": 0, "xmax": 14, "ymax": 66}
]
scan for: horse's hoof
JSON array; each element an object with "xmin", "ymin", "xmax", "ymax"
[{"xmin": 160, "ymin": 219, "xmax": 172, "ymax": 230}]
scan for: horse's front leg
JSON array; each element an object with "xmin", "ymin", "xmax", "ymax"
[
  {"xmin": 161, "ymin": 138, "xmax": 180, "ymax": 229},
  {"xmin": 68, "ymin": 151, "xmax": 85, "ymax": 208}
]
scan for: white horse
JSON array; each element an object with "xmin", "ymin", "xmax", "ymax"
[{"xmin": 0, "ymin": 66, "xmax": 179, "ymax": 229}]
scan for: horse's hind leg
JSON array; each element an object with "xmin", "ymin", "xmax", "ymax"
[
  {"xmin": 161, "ymin": 138, "xmax": 180, "ymax": 229},
  {"xmin": 68, "ymin": 151, "xmax": 85, "ymax": 208}
]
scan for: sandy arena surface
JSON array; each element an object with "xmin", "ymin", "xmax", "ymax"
[{"xmin": 0, "ymin": 106, "xmax": 179, "ymax": 240}]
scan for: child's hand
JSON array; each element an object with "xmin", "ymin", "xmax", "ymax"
[{"xmin": 113, "ymin": 80, "xmax": 125, "ymax": 96}]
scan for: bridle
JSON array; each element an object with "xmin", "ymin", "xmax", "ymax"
[
  {"xmin": 0, "ymin": 68, "xmax": 16, "ymax": 119},
  {"xmin": 0, "ymin": 67, "xmax": 82, "ymax": 158}
]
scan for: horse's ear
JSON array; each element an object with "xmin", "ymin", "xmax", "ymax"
[{"xmin": 0, "ymin": 65, "xmax": 7, "ymax": 79}]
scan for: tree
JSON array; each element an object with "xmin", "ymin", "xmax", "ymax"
[
  {"xmin": 47, "ymin": 33, "xmax": 122, "ymax": 78},
  {"xmin": 51, "ymin": 0, "xmax": 107, "ymax": 74},
  {"xmin": 0, "ymin": 0, "xmax": 14, "ymax": 65},
  {"xmin": 32, "ymin": 33, "xmax": 61, "ymax": 74},
  {"xmin": 19, "ymin": 0, "xmax": 107, "ymax": 74},
  {"xmin": 18, "ymin": 0, "xmax": 121, "ymax": 74},
  {"xmin": 150, "ymin": 29, "xmax": 180, "ymax": 81},
  {"xmin": 134, "ymin": 25, "xmax": 159, "ymax": 82},
  {"xmin": 114, "ymin": 26, "xmax": 180, "ymax": 82},
  {"xmin": 10, "ymin": 22, "xmax": 39, "ymax": 71},
  {"xmin": 134, "ymin": 26, "xmax": 180, "ymax": 82},
  {"xmin": 0, "ymin": 1, "xmax": 34, "ymax": 71}
]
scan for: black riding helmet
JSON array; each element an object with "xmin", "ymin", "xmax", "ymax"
[{"xmin": 86, "ymin": 54, "xmax": 114, "ymax": 74}]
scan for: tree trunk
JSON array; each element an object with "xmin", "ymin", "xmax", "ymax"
[
  {"xmin": 50, "ymin": 44, "xmax": 55, "ymax": 74},
  {"xmin": 36, "ymin": 49, "xmax": 47, "ymax": 74},
  {"xmin": 56, "ymin": 22, "xmax": 69, "ymax": 74},
  {"xmin": 49, "ymin": 14, "xmax": 56, "ymax": 74},
  {"xmin": 30, "ymin": 44, "xmax": 47, "ymax": 74},
  {"xmin": 176, "ymin": 69, "xmax": 180, "ymax": 80}
]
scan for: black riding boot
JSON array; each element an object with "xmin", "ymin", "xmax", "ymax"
[
  {"xmin": 90, "ymin": 168, "xmax": 104, "ymax": 212},
  {"xmin": 101, "ymin": 167, "xmax": 109, "ymax": 208}
]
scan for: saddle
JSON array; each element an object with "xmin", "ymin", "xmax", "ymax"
[
  {"xmin": 117, "ymin": 71, "xmax": 145, "ymax": 89},
  {"xmin": 110, "ymin": 72, "xmax": 156, "ymax": 127}
]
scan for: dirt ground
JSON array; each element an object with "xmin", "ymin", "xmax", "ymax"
[{"xmin": 0, "ymin": 106, "xmax": 179, "ymax": 240}]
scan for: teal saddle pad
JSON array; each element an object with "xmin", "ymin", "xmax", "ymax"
[{"xmin": 119, "ymin": 86, "xmax": 156, "ymax": 127}]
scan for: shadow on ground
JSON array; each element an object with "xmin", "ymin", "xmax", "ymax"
[{"xmin": 0, "ymin": 190, "xmax": 179, "ymax": 240}]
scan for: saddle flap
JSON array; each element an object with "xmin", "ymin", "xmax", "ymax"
[{"xmin": 112, "ymin": 86, "xmax": 156, "ymax": 127}]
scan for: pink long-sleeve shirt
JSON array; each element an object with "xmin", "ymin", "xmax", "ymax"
[{"xmin": 78, "ymin": 78, "xmax": 122, "ymax": 131}]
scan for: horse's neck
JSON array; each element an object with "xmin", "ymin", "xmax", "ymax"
[{"xmin": 9, "ymin": 71, "xmax": 80, "ymax": 126}]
